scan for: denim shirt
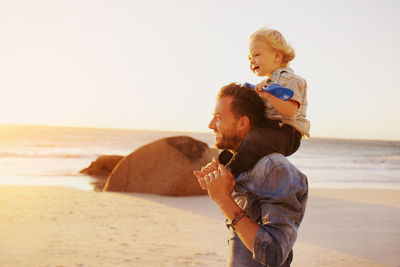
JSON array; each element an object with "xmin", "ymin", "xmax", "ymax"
[{"xmin": 227, "ymin": 153, "xmax": 308, "ymax": 266}]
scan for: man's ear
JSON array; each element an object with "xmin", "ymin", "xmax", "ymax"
[{"xmin": 238, "ymin": 116, "xmax": 251, "ymax": 132}]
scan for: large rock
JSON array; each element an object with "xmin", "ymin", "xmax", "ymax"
[{"xmin": 103, "ymin": 136, "xmax": 219, "ymax": 196}]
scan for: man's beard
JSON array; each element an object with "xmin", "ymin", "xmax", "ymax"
[{"xmin": 214, "ymin": 130, "xmax": 242, "ymax": 151}]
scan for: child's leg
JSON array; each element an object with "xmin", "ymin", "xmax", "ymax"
[
  {"xmin": 218, "ymin": 149, "xmax": 234, "ymax": 165},
  {"xmin": 225, "ymin": 123, "xmax": 301, "ymax": 177}
]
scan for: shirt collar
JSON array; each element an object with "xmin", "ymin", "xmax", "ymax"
[{"xmin": 269, "ymin": 67, "xmax": 293, "ymax": 83}]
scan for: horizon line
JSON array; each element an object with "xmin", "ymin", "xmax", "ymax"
[{"xmin": 0, "ymin": 123, "xmax": 399, "ymax": 143}]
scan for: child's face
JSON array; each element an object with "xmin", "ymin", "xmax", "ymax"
[{"xmin": 248, "ymin": 40, "xmax": 283, "ymax": 77}]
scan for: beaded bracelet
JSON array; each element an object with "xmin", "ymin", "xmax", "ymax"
[{"xmin": 229, "ymin": 210, "xmax": 250, "ymax": 230}]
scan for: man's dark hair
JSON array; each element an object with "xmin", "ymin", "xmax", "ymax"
[{"xmin": 218, "ymin": 83, "xmax": 266, "ymax": 127}]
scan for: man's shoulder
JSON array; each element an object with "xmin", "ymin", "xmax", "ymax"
[
  {"xmin": 255, "ymin": 152, "xmax": 293, "ymax": 169},
  {"xmin": 239, "ymin": 153, "xmax": 307, "ymax": 194},
  {"xmin": 252, "ymin": 153, "xmax": 306, "ymax": 183}
]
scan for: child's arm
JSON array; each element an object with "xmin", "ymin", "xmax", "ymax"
[{"xmin": 255, "ymin": 82, "xmax": 299, "ymax": 117}]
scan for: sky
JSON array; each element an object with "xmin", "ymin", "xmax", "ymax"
[{"xmin": 1, "ymin": 0, "xmax": 399, "ymax": 140}]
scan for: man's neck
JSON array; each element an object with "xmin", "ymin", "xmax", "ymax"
[{"xmin": 229, "ymin": 139, "xmax": 244, "ymax": 154}]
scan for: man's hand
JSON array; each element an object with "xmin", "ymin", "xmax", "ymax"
[
  {"xmin": 204, "ymin": 164, "xmax": 236, "ymax": 205},
  {"xmin": 193, "ymin": 157, "xmax": 220, "ymax": 190}
]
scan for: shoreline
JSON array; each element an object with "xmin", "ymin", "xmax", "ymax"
[
  {"xmin": 2, "ymin": 175, "xmax": 400, "ymax": 192},
  {"xmin": 0, "ymin": 185, "xmax": 399, "ymax": 266}
]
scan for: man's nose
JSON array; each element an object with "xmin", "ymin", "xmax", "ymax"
[{"xmin": 208, "ymin": 117, "xmax": 215, "ymax": 130}]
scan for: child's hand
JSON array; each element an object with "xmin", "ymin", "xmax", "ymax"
[
  {"xmin": 254, "ymin": 82, "xmax": 271, "ymax": 100},
  {"xmin": 255, "ymin": 82, "xmax": 299, "ymax": 117}
]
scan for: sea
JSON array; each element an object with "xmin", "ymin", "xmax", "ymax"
[{"xmin": 0, "ymin": 124, "xmax": 399, "ymax": 191}]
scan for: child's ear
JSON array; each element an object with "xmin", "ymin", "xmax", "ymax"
[{"xmin": 275, "ymin": 51, "xmax": 283, "ymax": 63}]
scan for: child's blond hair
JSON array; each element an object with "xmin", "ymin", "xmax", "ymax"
[{"xmin": 250, "ymin": 27, "xmax": 295, "ymax": 66}]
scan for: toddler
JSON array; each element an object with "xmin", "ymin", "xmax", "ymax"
[{"xmin": 219, "ymin": 27, "xmax": 310, "ymax": 177}]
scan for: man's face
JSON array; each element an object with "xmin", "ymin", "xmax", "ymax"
[{"xmin": 208, "ymin": 96, "xmax": 242, "ymax": 151}]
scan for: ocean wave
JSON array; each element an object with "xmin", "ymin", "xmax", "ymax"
[
  {"xmin": 0, "ymin": 151, "xmax": 97, "ymax": 159},
  {"xmin": 295, "ymin": 163, "xmax": 400, "ymax": 171},
  {"xmin": 291, "ymin": 155, "xmax": 400, "ymax": 170}
]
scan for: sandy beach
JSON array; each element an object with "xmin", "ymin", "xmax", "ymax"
[{"xmin": 0, "ymin": 185, "xmax": 399, "ymax": 267}]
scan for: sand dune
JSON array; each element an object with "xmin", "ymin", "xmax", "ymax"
[{"xmin": 0, "ymin": 186, "xmax": 398, "ymax": 266}]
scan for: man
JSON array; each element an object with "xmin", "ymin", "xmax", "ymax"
[{"xmin": 194, "ymin": 83, "xmax": 308, "ymax": 267}]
